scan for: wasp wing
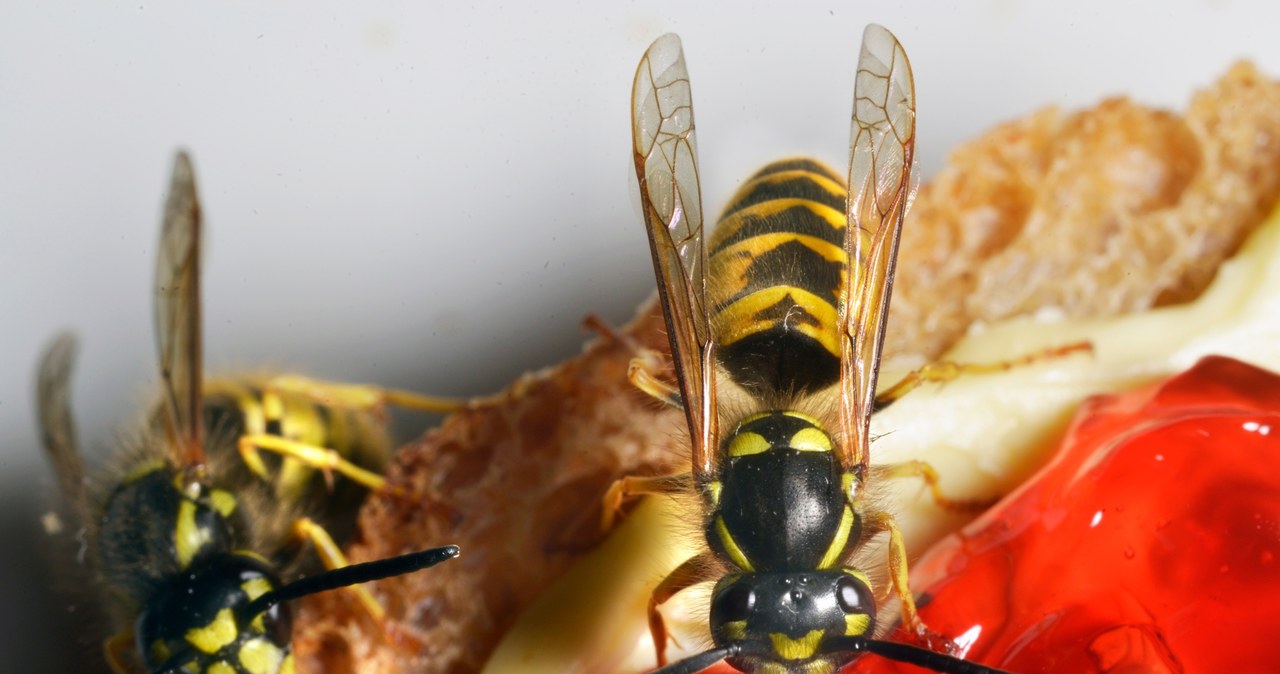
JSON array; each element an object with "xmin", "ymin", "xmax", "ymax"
[
  {"xmin": 154, "ymin": 151, "xmax": 205, "ymax": 467},
  {"xmin": 838, "ymin": 24, "xmax": 917, "ymax": 473},
  {"xmin": 36, "ymin": 333, "xmax": 87, "ymax": 509},
  {"xmin": 631, "ymin": 34, "xmax": 718, "ymax": 479}
]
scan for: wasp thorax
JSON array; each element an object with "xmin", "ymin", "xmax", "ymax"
[
  {"xmin": 137, "ymin": 551, "xmax": 293, "ymax": 674},
  {"xmin": 710, "ymin": 412, "xmax": 859, "ymax": 572},
  {"xmin": 711, "ymin": 570, "xmax": 877, "ymax": 673},
  {"xmin": 98, "ymin": 464, "xmax": 241, "ymax": 603}
]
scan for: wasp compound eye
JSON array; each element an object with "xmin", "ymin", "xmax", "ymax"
[
  {"xmin": 712, "ymin": 582, "xmax": 757, "ymax": 625},
  {"xmin": 836, "ymin": 574, "xmax": 874, "ymax": 615}
]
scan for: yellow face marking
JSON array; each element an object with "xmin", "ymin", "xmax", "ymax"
[
  {"xmin": 209, "ymin": 489, "xmax": 238, "ymax": 517},
  {"xmin": 844, "ymin": 612, "xmax": 873, "ymax": 636},
  {"xmin": 185, "ymin": 607, "xmax": 238, "ymax": 654},
  {"xmin": 240, "ymin": 576, "xmax": 275, "ymax": 632},
  {"xmin": 727, "ymin": 431, "xmax": 772, "ymax": 458},
  {"xmin": 241, "ymin": 576, "xmax": 273, "ymax": 602},
  {"xmin": 769, "ymin": 628, "xmax": 825, "ymax": 661},
  {"xmin": 706, "ymin": 480, "xmax": 723, "ymax": 508},
  {"xmin": 239, "ymin": 637, "xmax": 287, "ymax": 674},
  {"xmin": 207, "ymin": 662, "xmax": 237, "ymax": 674},
  {"xmin": 789, "ymin": 427, "xmax": 833, "ymax": 453},
  {"xmin": 816, "ymin": 506, "xmax": 855, "ymax": 570},
  {"xmin": 281, "ymin": 653, "xmax": 296, "ymax": 674},
  {"xmin": 174, "ymin": 500, "xmax": 214, "ymax": 568},
  {"xmin": 715, "ymin": 516, "xmax": 755, "ymax": 572}
]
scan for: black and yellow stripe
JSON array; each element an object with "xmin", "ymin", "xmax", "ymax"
[
  {"xmin": 708, "ymin": 159, "xmax": 848, "ymax": 397},
  {"xmin": 202, "ymin": 377, "xmax": 389, "ymax": 506}
]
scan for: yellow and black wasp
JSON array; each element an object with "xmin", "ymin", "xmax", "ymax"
[
  {"xmin": 36, "ymin": 152, "xmax": 458, "ymax": 674},
  {"xmin": 608, "ymin": 25, "xmax": 1015, "ymax": 674}
]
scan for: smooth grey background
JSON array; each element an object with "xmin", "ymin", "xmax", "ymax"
[{"xmin": 3, "ymin": 2, "xmax": 1278, "ymax": 671}]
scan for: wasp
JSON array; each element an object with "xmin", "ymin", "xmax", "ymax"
[
  {"xmin": 607, "ymin": 26, "xmax": 1015, "ymax": 674},
  {"xmin": 36, "ymin": 151, "xmax": 458, "ymax": 674}
]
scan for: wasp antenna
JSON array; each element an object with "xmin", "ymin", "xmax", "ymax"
[
  {"xmin": 650, "ymin": 644, "xmax": 738, "ymax": 674},
  {"xmin": 821, "ymin": 636, "xmax": 1014, "ymax": 674},
  {"xmin": 240, "ymin": 545, "xmax": 460, "ymax": 620},
  {"xmin": 865, "ymin": 639, "xmax": 1013, "ymax": 674}
]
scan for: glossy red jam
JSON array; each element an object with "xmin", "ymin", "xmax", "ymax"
[{"xmin": 849, "ymin": 356, "xmax": 1280, "ymax": 674}]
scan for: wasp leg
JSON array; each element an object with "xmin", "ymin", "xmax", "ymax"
[
  {"xmin": 292, "ymin": 516, "xmax": 427, "ymax": 652},
  {"xmin": 874, "ymin": 341, "xmax": 1093, "ymax": 407},
  {"xmin": 600, "ymin": 473, "xmax": 691, "ymax": 532},
  {"xmin": 648, "ymin": 552, "xmax": 718, "ymax": 667},
  {"xmin": 583, "ymin": 314, "xmax": 683, "ymax": 409},
  {"xmin": 873, "ymin": 460, "xmax": 994, "ymax": 513},
  {"xmin": 265, "ymin": 374, "xmax": 464, "ymax": 416},
  {"xmin": 868, "ymin": 511, "xmax": 927, "ymax": 637},
  {"xmin": 628, "ymin": 357, "xmax": 682, "ymax": 408},
  {"xmin": 103, "ymin": 629, "xmax": 141, "ymax": 674},
  {"xmin": 238, "ymin": 434, "xmax": 395, "ymax": 494},
  {"xmin": 294, "ymin": 517, "xmax": 388, "ymax": 621}
]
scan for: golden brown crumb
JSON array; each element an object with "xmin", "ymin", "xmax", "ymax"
[
  {"xmin": 887, "ymin": 62, "xmax": 1280, "ymax": 359},
  {"xmin": 295, "ymin": 62, "xmax": 1280, "ymax": 674}
]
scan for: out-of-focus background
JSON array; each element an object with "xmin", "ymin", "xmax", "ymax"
[{"xmin": 3, "ymin": 2, "xmax": 1277, "ymax": 671}]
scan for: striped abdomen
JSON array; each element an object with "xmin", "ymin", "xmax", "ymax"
[{"xmin": 708, "ymin": 158, "xmax": 847, "ymax": 398}]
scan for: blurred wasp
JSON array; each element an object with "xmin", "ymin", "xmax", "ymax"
[
  {"xmin": 36, "ymin": 152, "xmax": 458, "ymax": 674},
  {"xmin": 605, "ymin": 25, "xmax": 1016, "ymax": 674}
]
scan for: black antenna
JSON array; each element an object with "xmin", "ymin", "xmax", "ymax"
[
  {"xmin": 650, "ymin": 643, "xmax": 748, "ymax": 674},
  {"xmin": 239, "ymin": 544, "xmax": 459, "ymax": 621},
  {"xmin": 826, "ymin": 636, "xmax": 1015, "ymax": 674},
  {"xmin": 651, "ymin": 636, "xmax": 1014, "ymax": 674}
]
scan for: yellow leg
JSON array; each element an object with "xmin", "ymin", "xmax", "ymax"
[
  {"xmin": 871, "ymin": 511, "xmax": 926, "ymax": 637},
  {"xmin": 103, "ymin": 629, "xmax": 141, "ymax": 674},
  {"xmin": 600, "ymin": 473, "xmax": 690, "ymax": 532},
  {"xmin": 647, "ymin": 553, "xmax": 717, "ymax": 666},
  {"xmin": 875, "ymin": 341, "xmax": 1093, "ymax": 406},
  {"xmin": 294, "ymin": 517, "xmax": 387, "ymax": 624},
  {"xmin": 873, "ymin": 460, "xmax": 994, "ymax": 513},
  {"xmin": 628, "ymin": 357, "xmax": 682, "ymax": 409},
  {"xmin": 582, "ymin": 313, "xmax": 683, "ymax": 408},
  {"xmin": 266, "ymin": 374, "xmax": 464, "ymax": 415},
  {"xmin": 239, "ymin": 434, "xmax": 390, "ymax": 493}
]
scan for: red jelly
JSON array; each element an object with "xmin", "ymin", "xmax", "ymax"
[{"xmin": 849, "ymin": 356, "xmax": 1280, "ymax": 674}]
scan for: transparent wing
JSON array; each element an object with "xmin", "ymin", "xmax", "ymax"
[
  {"xmin": 36, "ymin": 333, "xmax": 87, "ymax": 508},
  {"xmin": 631, "ymin": 34, "xmax": 717, "ymax": 479},
  {"xmin": 154, "ymin": 150, "xmax": 205, "ymax": 467},
  {"xmin": 838, "ymin": 24, "xmax": 917, "ymax": 473}
]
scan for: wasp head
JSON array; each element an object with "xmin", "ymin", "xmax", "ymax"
[
  {"xmin": 710, "ymin": 569, "xmax": 876, "ymax": 674},
  {"xmin": 136, "ymin": 551, "xmax": 293, "ymax": 674}
]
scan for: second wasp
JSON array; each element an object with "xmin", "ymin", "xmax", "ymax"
[{"xmin": 37, "ymin": 151, "xmax": 460, "ymax": 674}]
